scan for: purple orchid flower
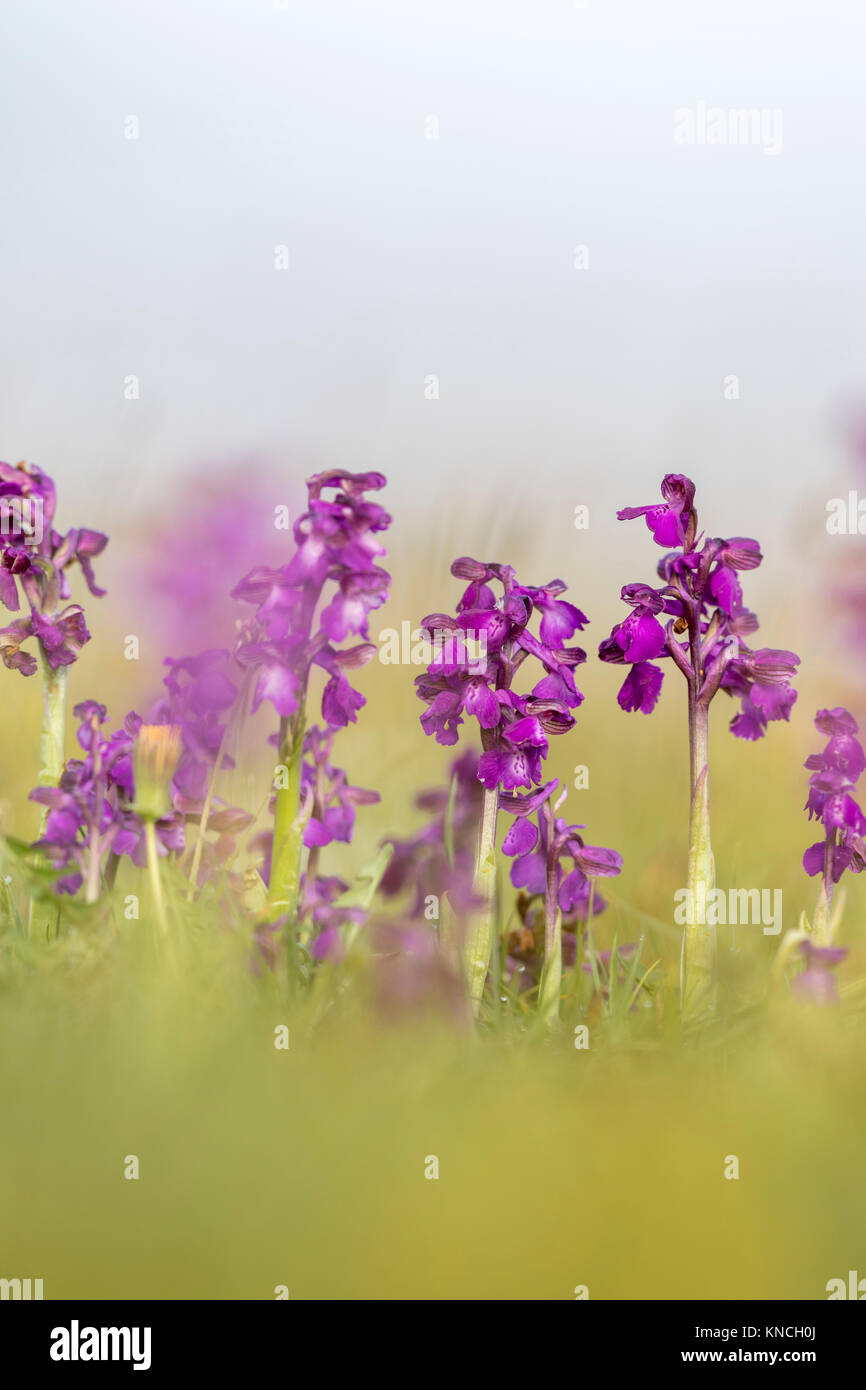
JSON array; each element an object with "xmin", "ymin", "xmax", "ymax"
[
  {"xmin": 1, "ymin": 461, "xmax": 108, "ymax": 918},
  {"xmin": 149, "ymin": 649, "xmax": 240, "ymax": 812},
  {"xmin": 600, "ymin": 474, "xmax": 799, "ymax": 1019},
  {"xmin": 29, "ymin": 654, "xmax": 253, "ymax": 901},
  {"xmin": 415, "ymin": 559, "xmax": 586, "ymax": 779},
  {"xmin": 501, "ymin": 781, "xmax": 622, "ymax": 1018},
  {"xmin": 29, "ymin": 702, "xmax": 184, "ymax": 901},
  {"xmin": 0, "ymin": 460, "xmax": 107, "ymax": 674},
  {"xmin": 231, "ymin": 469, "xmax": 389, "ymax": 730},
  {"xmin": 233, "ymin": 469, "xmax": 390, "ymax": 928},
  {"xmin": 300, "ymin": 725, "xmax": 380, "ymax": 852},
  {"xmin": 414, "ymin": 557, "xmax": 589, "ymax": 1014},
  {"xmin": 252, "ymin": 723, "xmax": 381, "ymax": 970},
  {"xmin": 802, "ymin": 707, "xmax": 866, "ymax": 944}
]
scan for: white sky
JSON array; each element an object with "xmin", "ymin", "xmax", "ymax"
[{"xmin": 2, "ymin": 0, "xmax": 866, "ymax": 561}]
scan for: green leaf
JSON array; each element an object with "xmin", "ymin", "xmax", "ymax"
[
  {"xmin": 443, "ymin": 773, "xmax": 458, "ymax": 870},
  {"xmin": 332, "ymin": 844, "xmax": 394, "ymax": 915}
]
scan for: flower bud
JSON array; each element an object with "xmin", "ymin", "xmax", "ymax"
[{"xmin": 133, "ymin": 724, "xmax": 182, "ymax": 822}]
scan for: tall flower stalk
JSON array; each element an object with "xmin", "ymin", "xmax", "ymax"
[
  {"xmin": 416, "ymin": 558, "xmax": 588, "ymax": 1013},
  {"xmin": 38, "ymin": 655, "xmax": 69, "ymax": 797},
  {"xmin": 232, "ymin": 469, "xmax": 390, "ymax": 941},
  {"xmin": 269, "ymin": 709, "xmax": 307, "ymax": 921},
  {"xmin": 803, "ymin": 707, "xmax": 866, "ymax": 944},
  {"xmin": 0, "ymin": 461, "xmax": 107, "ymax": 934},
  {"xmin": 773, "ymin": 710, "xmax": 865, "ymax": 1004},
  {"xmin": 0, "ymin": 461, "xmax": 107, "ymax": 822},
  {"xmin": 683, "ymin": 594, "xmax": 714, "ymax": 1019},
  {"xmin": 599, "ymin": 475, "xmax": 799, "ymax": 1020}
]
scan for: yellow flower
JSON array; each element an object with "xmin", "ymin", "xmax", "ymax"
[{"xmin": 133, "ymin": 724, "xmax": 182, "ymax": 822}]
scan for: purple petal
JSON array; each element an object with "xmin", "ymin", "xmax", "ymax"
[
  {"xmin": 617, "ymin": 662, "xmax": 663, "ymax": 714},
  {"xmin": 502, "ymin": 817, "xmax": 539, "ymax": 857}
]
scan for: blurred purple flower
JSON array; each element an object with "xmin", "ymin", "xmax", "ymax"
[
  {"xmin": 301, "ymin": 724, "xmax": 380, "ymax": 851},
  {"xmin": 367, "ymin": 921, "xmax": 467, "ymax": 1022},
  {"xmin": 29, "ymin": 702, "xmax": 181, "ymax": 896},
  {"xmin": 801, "ymin": 706, "xmax": 866, "ymax": 951},
  {"xmin": 232, "ymin": 469, "xmax": 389, "ymax": 728},
  {"xmin": 792, "ymin": 940, "xmax": 848, "ymax": 1004},
  {"xmin": 128, "ymin": 461, "xmax": 298, "ymax": 653},
  {"xmin": 29, "ymin": 651, "xmax": 253, "ymax": 898},
  {"xmin": 380, "ymin": 749, "xmax": 483, "ymax": 921}
]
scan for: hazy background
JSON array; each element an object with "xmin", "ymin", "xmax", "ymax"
[
  {"xmin": 2, "ymin": 0, "xmax": 866, "ymax": 532},
  {"xmin": 2, "ymin": 0, "xmax": 866, "ymax": 892}
]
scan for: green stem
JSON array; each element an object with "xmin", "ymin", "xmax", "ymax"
[
  {"xmin": 267, "ymin": 716, "xmax": 306, "ymax": 920},
  {"xmin": 83, "ymin": 724, "xmax": 104, "ymax": 905},
  {"xmin": 812, "ymin": 836, "xmax": 834, "ymax": 945},
  {"xmin": 84, "ymin": 834, "xmax": 102, "ymax": 904},
  {"xmin": 537, "ymin": 906, "xmax": 563, "ymax": 1025},
  {"xmin": 185, "ymin": 672, "xmax": 250, "ymax": 896},
  {"xmin": 438, "ymin": 891, "xmax": 458, "ymax": 966},
  {"xmin": 28, "ymin": 654, "xmax": 68, "ymax": 937},
  {"xmin": 573, "ymin": 881, "xmax": 596, "ymax": 1019},
  {"xmin": 464, "ymin": 784, "xmax": 499, "ymax": 1015},
  {"xmin": 681, "ymin": 698, "xmax": 716, "ymax": 1020},
  {"xmin": 537, "ymin": 808, "xmax": 562, "ymax": 1024},
  {"xmin": 36, "ymin": 655, "xmax": 68, "ymax": 823},
  {"xmin": 145, "ymin": 820, "xmax": 169, "ymax": 939}
]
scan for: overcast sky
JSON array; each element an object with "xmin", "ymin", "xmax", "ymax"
[{"xmin": 2, "ymin": 0, "xmax": 866, "ymax": 562}]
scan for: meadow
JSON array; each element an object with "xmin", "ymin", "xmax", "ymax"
[{"xmin": 0, "ymin": 459, "xmax": 864, "ymax": 1300}]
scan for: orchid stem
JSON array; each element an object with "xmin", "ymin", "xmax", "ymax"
[
  {"xmin": 537, "ymin": 804, "xmax": 562, "ymax": 1024},
  {"xmin": 537, "ymin": 908, "xmax": 563, "ymax": 1024},
  {"xmin": 682, "ymin": 695, "xmax": 716, "ymax": 1020},
  {"xmin": 267, "ymin": 715, "xmax": 306, "ymax": 930},
  {"xmin": 36, "ymin": 654, "xmax": 68, "ymax": 826},
  {"xmin": 84, "ymin": 836, "xmax": 102, "ymax": 904},
  {"xmin": 465, "ymin": 783, "xmax": 499, "ymax": 1015},
  {"xmin": 812, "ymin": 835, "xmax": 835, "ymax": 944},
  {"xmin": 28, "ymin": 652, "xmax": 68, "ymax": 937}
]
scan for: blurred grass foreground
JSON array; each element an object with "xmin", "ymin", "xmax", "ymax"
[{"xmin": 0, "ymin": 940, "xmax": 864, "ymax": 1300}]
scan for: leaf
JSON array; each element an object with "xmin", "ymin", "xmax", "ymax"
[
  {"xmin": 242, "ymin": 868, "xmax": 269, "ymax": 915},
  {"xmin": 443, "ymin": 773, "xmax": 458, "ymax": 870},
  {"xmin": 332, "ymin": 843, "xmax": 394, "ymax": 914}
]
